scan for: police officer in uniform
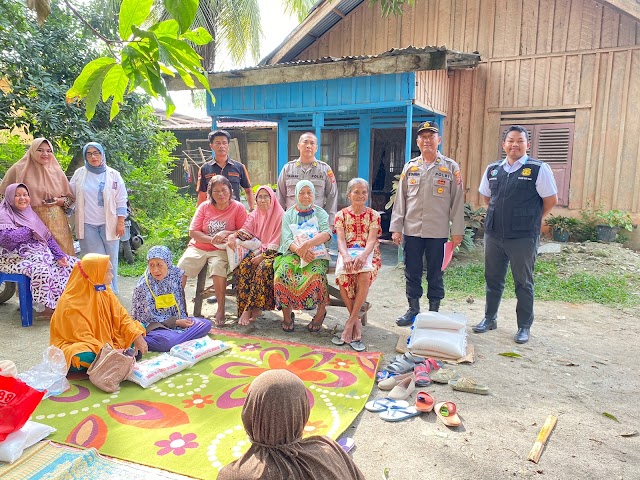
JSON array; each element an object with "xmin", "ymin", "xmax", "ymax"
[
  {"xmin": 390, "ymin": 121, "xmax": 465, "ymax": 326},
  {"xmin": 473, "ymin": 125, "xmax": 558, "ymax": 344},
  {"xmin": 197, "ymin": 129, "xmax": 255, "ymax": 210},
  {"xmin": 276, "ymin": 132, "xmax": 338, "ymax": 226}
]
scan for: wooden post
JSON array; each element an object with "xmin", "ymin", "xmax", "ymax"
[{"xmin": 528, "ymin": 415, "xmax": 557, "ymax": 463}]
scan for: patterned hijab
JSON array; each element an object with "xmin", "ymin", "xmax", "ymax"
[
  {"xmin": 0, "ymin": 183, "xmax": 51, "ymax": 242},
  {"xmin": 0, "ymin": 138, "xmax": 74, "ymax": 206},
  {"xmin": 218, "ymin": 370, "xmax": 365, "ymax": 480},
  {"xmin": 131, "ymin": 246, "xmax": 187, "ymax": 326},
  {"xmin": 240, "ymin": 186, "xmax": 284, "ymax": 252}
]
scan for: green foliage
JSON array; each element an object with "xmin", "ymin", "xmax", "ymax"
[
  {"xmin": 464, "ymin": 203, "xmax": 486, "ymax": 230},
  {"xmin": 594, "ymin": 209, "xmax": 634, "ymax": 231},
  {"xmin": 443, "ymin": 258, "xmax": 640, "ymax": 307},
  {"xmin": 0, "ymin": 134, "xmax": 29, "ymax": 176},
  {"xmin": 545, "ymin": 215, "xmax": 579, "ymax": 234},
  {"xmin": 369, "ymin": 0, "xmax": 415, "ymax": 16}
]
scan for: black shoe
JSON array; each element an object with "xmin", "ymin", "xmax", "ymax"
[
  {"xmin": 514, "ymin": 328, "xmax": 530, "ymax": 344},
  {"xmin": 428, "ymin": 300, "xmax": 440, "ymax": 312},
  {"xmin": 396, "ymin": 298, "xmax": 420, "ymax": 327},
  {"xmin": 472, "ymin": 317, "xmax": 497, "ymax": 333},
  {"xmin": 207, "ymin": 297, "xmax": 217, "ymax": 304}
]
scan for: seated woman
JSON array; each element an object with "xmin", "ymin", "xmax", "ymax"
[
  {"xmin": 218, "ymin": 369, "xmax": 365, "ymax": 480},
  {"xmin": 0, "ymin": 183, "xmax": 76, "ymax": 312},
  {"xmin": 50, "ymin": 254, "xmax": 147, "ymax": 371},
  {"xmin": 273, "ymin": 180, "xmax": 331, "ymax": 333},
  {"xmin": 177, "ymin": 176, "xmax": 247, "ymax": 327},
  {"xmin": 131, "ymin": 246, "xmax": 212, "ymax": 352},
  {"xmin": 332, "ymin": 178, "xmax": 381, "ymax": 352},
  {"xmin": 228, "ymin": 185, "xmax": 284, "ymax": 326}
]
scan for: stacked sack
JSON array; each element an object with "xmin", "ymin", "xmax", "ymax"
[{"xmin": 407, "ymin": 312, "xmax": 468, "ymax": 360}]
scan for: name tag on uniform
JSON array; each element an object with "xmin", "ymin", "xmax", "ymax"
[
  {"xmin": 434, "ymin": 172, "xmax": 452, "ymax": 180},
  {"xmin": 228, "ymin": 172, "xmax": 240, "ymax": 177},
  {"xmin": 407, "ymin": 172, "xmax": 420, "ymax": 177}
]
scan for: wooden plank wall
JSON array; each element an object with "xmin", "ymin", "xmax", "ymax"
[{"xmin": 291, "ymin": 0, "xmax": 640, "ymax": 213}]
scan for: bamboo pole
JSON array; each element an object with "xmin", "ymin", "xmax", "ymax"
[{"xmin": 528, "ymin": 415, "xmax": 557, "ymax": 463}]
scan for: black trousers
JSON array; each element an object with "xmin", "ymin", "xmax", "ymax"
[
  {"xmin": 484, "ymin": 234, "xmax": 538, "ymax": 328},
  {"xmin": 403, "ymin": 236, "xmax": 447, "ymax": 301}
]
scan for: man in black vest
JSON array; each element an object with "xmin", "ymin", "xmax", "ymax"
[{"xmin": 472, "ymin": 125, "xmax": 558, "ymax": 344}]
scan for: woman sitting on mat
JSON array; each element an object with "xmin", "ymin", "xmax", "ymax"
[
  {"xmin": 131, "ymin": 246, "xmax": 211, "ymax": 352},
  {"xmin": 273, "ymin": 180, "xmax": 331, "ymax": 333},
  {"xmin": 50, "ymin": 254, "xmax": 147, "ymax": 372},
  {"xmin": 0, "ymin": 183, "xmax": 77, "ymax": 312},
  {"xmin": 0, "ymin": 138, "xmax": 75, "ymax": 256},
  {"xmin": 177, "ymin": 176, "xmax": 247, "ymax": 327},
  {"xmin": 228, "ymin": 185, "xmax": 284, "ymax": 326},
  {"xmin": 218, "ymin": 369, "xmax": 365, "ymax": 480},
  {"xmin": 332, "ymin": 178, "xmax": 381, "ymax": 352}
]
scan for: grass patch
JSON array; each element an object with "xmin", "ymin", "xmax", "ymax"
[{"xmin": 443, "ymin": 257, "xmax": 640, "ymax": 307}]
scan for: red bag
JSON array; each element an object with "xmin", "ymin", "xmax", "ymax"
[{"xmin": 0, "ymin": 376, "xmax": 45, "ymax": 442}]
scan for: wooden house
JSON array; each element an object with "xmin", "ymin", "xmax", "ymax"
[{"xmin": 169, "ymin": 0, "xmax": 640, "ymax": 225}]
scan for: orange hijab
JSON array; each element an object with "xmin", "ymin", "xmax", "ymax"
[
  {"xmin": 0, "ymin": 138, "xmax": 74, "ymax": 206},
  {"xmin": 50, "ymin": 254, "xmax": 144, "ymax": 368}
]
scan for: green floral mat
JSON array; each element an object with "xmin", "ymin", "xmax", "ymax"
[{"xmin": 31, "ymin": 332, "xmax": 381, "ymax": 479}]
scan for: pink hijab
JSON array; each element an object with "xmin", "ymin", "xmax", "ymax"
[
  {"xmin": 0, "ymin": 183, "xmax": 51, "ymax": 242},
  {"xmin": 240, "ymin": 186, "xmax": 284, "ymax": 252}
]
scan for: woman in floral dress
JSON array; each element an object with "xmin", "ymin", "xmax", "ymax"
[
  {"xmin": 0, "ymin": 183, "xmax": 76, "ymax": 312},
  {"xmin": 332, "ymin": 178, "xmax": 381, "ymax": 351}
]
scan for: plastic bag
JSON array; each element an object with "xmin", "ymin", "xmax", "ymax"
[
  {"xmin": 0, "ymin": 376, "xmax": 45, "ymax": 442},
  {"xmin": 170, "ymin": 337, "xmax": 231, "ymax": 364},
  {"xmin": 0, "ymin": 421, "xmax": 56, "ymax": 463},
  {"xmin": 127, "ymin": 353, "xmax": 193, "ymax": 388},
  {"xmin": 226, "ymin": 236, "xmax": 262, "ymax": 272},
  {"xmin": 407, "ymin": 328, "xmax": 467, "ymax": 358},
  {"xmin": 290, "ymin": 217, "xmax": 330, "ymax": 267},
  {"xmin": 87, "ymin": 343, "xmax": 136, "ymax": 393},
  {"xmin": 412, "ymin": 311, "xmax": 468, "ymax": 330},
  {"xmin": 334, "ymin": 246, "xmax": 375, "ymax": 276},
  {"xmin": 0, "ymin": 360, "xmax": 17, "ymax": 378},
  {"xmin": 17, "ymin": 346, "xmax": 70, "ymax": 399}
]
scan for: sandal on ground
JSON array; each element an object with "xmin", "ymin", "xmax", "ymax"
[
  {"xmin": 331, "ymin": 335, "xmax": 345, "ymax": 346},
  {"xmin": 378, "ymin": 372, "xmax": 414, "ymax": 391},
  {"xmin": 430, "ymin": 368, "xmax": 460, "ymax": 384},
  {"xmin": 307, "ymin": 311, "xmax": 326, "ymax": 333},
  {"xmin": 364, "ymin": 397, "xmax": 409, "ymax": 413},
  {"xmin": 415, "ymin": 391, "xmax": 435, "ymax": 413},
  {"xmin": 281, "ymin": 320, "xmax": 295, "ymax": 333},
  {"xmin": 383, "ymin": 356, "xmax": 417, "ymax": 375},
  {"xmin": 435, "ymin": 401, "xmax": 461, "ymax": 427},
  {"xmin": 448, "ymin": 377, "xmax": 490, "ymax": 395},
  {"xmin": 379, "ymin": 406, "xmax": 422, "ymax": 422},
  {"xmin": 413, "ymin": 363, "xmax": 433, "ymax": 387},
  {"xmin": 349, "ymin": 340, "xmax": 366, "ymax": 352},
  {"xmin": 337, "ymin": 437, "xmax": 355, "ymax": 453}
]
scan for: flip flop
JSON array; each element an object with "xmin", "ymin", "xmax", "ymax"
[
  {"xmin": 378, "ymin": 372, "xmax": 414, "ymax": 391},
  {"xmin": 430, "ymin": 368, "xmax": 460, "ymax": 384},
  {"xmin": 281, "ymin": 320, "xmax": 295, "ymax": 333},
  {"xmin": 331, "ymin": 335, "xmax": 345, "ymax": 345},
  {"xmin": 349, "ymin": 340, "xmax": 366, "ymax": 352},
  {"xmin": 413, "ymin": 363, "xmax": 432, "ymax": 387},
  {"xmin": 364, "ymin": 397, "xmax": 410, "ymax": 413},
  {"xmin": 435, "ymin": 401, "xmax": 461, "ymax": 427},
  {"xmin": 415, "ymin": 391, "xmax": 435, "ymax": 413},
  {"xmin": 379, "ymin": 406, "xmax": 422, "ymax": 422},
  {"xmin": 448, "ymin": 378, "xmax": 490, "ymax": 395},
  {"xmin": 337, "ymin": 437, "xmax": 355, "ymax": 453}
]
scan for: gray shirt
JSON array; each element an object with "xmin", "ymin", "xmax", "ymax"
[
  {"xmin": 389, "ymin": 153, "xmax": 465, "ymax": 238},
  {"xmin": 276, "ymin": 158, "xmax": 338, "ymax": 225}
]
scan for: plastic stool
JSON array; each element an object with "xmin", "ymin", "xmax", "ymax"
[{"xmin": 0, "ymin": 273, "xmax": 33, "ymax": 327}]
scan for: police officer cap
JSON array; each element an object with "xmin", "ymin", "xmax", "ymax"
[{"xmin": 417, "ymin": 121, "xmax": 439, "ymax": 134}]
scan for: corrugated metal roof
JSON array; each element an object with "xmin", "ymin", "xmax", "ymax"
[{"xmin": 154, "ymin": 110, "xmax": 277, "ymax": 131}]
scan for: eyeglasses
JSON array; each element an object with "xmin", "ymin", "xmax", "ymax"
[
  {"xmin": 256, "ymin": 195, "xmax": 271, "ymax": 201},
  {"xmin": 86, "ymin": 151, "xmax": 102, "ymax": 157},
  {"xmin": 36, "ymin": 149, "xmax": 52, "ymax": 154}
]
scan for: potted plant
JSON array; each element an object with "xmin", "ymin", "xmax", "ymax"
[
  {"xmin": 464, "ymin": 203, "xmax": 486, "ymax": 239},
  {"xmin": 544, "ymin": 215, "xmax": 577, "ymax": 242},
  {"xmin": 594, "ymin": 209, "xmax": 634, "ymax": 243}
]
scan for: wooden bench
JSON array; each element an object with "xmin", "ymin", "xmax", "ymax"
[{"xmin": 192, "ymin": 262, "xmax": 371, "ymax": 325}]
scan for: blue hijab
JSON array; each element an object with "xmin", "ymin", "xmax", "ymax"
[{"xmin": 82, "ymin": 142, "xmax": 107, "ymax": 174}]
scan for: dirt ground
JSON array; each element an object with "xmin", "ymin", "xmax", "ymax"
[{"xmin": 1, "ymin": 241, "xmax": 639, "ymax": 479}]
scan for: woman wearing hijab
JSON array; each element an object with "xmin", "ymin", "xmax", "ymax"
[
  {"xmin": 50, "ymin": 253, "xmax": 147, "ymax": 371},
  {"xmin": 273, "ymin": 180, "xmax": 331, "ymax": 333},
  {"xmin": 0, "ymin": 183, "xmax": 76, "ymax": 311},
  {"xmin": 0, "ymin": 138, "xmax": 75, "ymax": 255},
  {"xmin": 131, "ymin": 246, "xmax": 212, "ymax": 352},
  {"xmin": 227, "ymin": 186, "xmax": 284, "ymax": 326},
  {"xmin": 218, "ymin": 369, "xmax": 365, "ymax": 480},
  {"xmin": 70, "ymin": 142, "xmax": 128, "ymax": 294}
]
